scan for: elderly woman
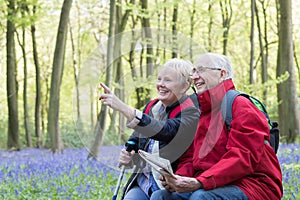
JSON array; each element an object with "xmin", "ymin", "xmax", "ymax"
[{"xmin": 99, "ymin": 58, "xmax": 200, "ymax": 200}]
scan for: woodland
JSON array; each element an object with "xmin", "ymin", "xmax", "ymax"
[
  {"xmin": 1, "ymin": 0, "xmax": 300, "ymax": 157},
  {"xmin": 1, "ymin": 1, "xmax": 300, "ymax": 199}
]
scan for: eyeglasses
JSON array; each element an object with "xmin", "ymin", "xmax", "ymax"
[{"xmin": 190, "ymin": 66, "xmax": 222, "ymax": 76}]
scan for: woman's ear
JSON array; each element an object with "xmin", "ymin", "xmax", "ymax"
[
  {"xmin": 182, "ymin": 82, "xmax": 190, "ymax": 94},
  {"xmin": 220, "ymin": 69, "xmax": 227, "ymax": 80}
]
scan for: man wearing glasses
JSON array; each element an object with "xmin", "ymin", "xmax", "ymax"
[{"xmin": 150, "ymin": 53, "xmax": 283, "ymax": 200}]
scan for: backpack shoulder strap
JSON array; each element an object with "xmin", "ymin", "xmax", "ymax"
[
  {"xmin": 221, "ymin": 90, "xmax": 280, "ymax": 154},
  {"xmin": 169, "ymin": 97, "xmax": 195, "ymax": 118},
  {"xmin": 144, "ymin": 99, "xmax": 159, "ymax": 114},
  {"xmin": 145, "ymin": 97, "xmax": 194, "ymax": 118},
  {"xmin": 221, "ymin": 90, "xmax": 244, "ymax": 130},
  {"xmin": 189, "ymin": 93, "xmax": 200, "ymax": 109},
  {"xmin": 247, "ymin": 96, "xmax": 271, "ymax": 124}
]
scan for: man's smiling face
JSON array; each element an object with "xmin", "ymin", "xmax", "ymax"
[{"xmin": 191, "ymin": 66, "xmax": 223, "ymax": 95}]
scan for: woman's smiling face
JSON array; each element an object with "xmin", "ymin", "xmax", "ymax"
[{"xmin": 156, "ymin": 67, "xmax": 188, "ymax": 107}]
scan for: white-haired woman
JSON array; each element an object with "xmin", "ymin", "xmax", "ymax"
[{"xmin": 99, "ymin": 58, "xmax": 200, "ymax": 200}]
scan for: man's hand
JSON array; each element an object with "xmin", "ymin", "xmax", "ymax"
[
  {"xmin": 160, "ymin": 175, "xmax": 176, "ymax": 192},
  {"xmin": 162, "ymin": 174, "xmax": 203, "ymax": 193}
]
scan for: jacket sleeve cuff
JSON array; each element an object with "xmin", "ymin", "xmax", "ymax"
[
  {"xmin": 175, "ymin": 166, "xmax": 194, "ymax": 177},
  {"xmin": 126, "ymin": 109, "xmax": 143, "ymax": 128},
  {"xmin": 196, "ymin": 175, "xmax": 216, "ymax": 190}
]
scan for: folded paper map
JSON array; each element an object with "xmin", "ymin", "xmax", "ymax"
[{"xmin": 138, "ymin": 149, "xmax": 177, "ymax": 179}]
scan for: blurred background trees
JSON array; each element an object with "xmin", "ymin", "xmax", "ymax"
[{"xmin": 1, "ymin": 0, "xmax": 299, "ymax": 152}]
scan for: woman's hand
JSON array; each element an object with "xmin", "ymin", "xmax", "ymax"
[
  {"xmin": 99, "ymin": 82, "xmax": 135, "ymax": 120},
  {"xmin": 118, "ymin": 149, "xmax": 135, "ymax": 169},
  {"xmin": 98, "ymin": 83, "xmax": 124, "ymax": 111}
]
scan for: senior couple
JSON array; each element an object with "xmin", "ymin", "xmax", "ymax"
[{"xmin": 99, "ymin": 53, "xmax": 283, "ymax": 200}]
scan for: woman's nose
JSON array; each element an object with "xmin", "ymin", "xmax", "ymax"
[{"xmin": 157, "ymin": 80, "xmax": 165, "ymax": 86}]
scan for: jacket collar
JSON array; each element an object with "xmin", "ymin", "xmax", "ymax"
[
  {"xmin": 198, "ymin": 79, "xmax": 235, "ymax": 113},
  {"xmin": 164, "ymin": 94, "xmax": 188, "ymax": 113}
]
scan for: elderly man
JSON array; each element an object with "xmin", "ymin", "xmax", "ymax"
[{"xmin": 150, "ymin": 53, "xmax": 283, "ymax": 200}]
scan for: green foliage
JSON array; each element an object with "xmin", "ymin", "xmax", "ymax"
[
  {"xmin": 0, "ymin": 115, "xmax": 8, "ymax": 149},
  {"xmin": 235, "ymin": 71, "xmax": 290, "ymax": 120},
  {"xmin": 102, "ymin": 126, "xmax": 132, "ymax": 146},
  {"xmin": 1, "ymin": 0, "xmax": 300, "ymax": 149},
  {"xmin": 60, "ymin": 125, "xmax": 85, "ymax": 149},
  {"xmin": 239, "ymin": 71, "xmax": 290, "ymax": 93}
]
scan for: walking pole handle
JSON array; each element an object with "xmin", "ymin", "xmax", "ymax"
[{"xmin": 112, "ymin": 140, "xmax": 138, "ymax": 200}]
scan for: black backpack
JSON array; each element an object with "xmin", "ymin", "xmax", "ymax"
[{"xmin": 221, "ymin": 90, "xmax": 280, "ymax": 154}]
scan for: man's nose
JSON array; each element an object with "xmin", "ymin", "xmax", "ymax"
[{"xmin": 190, "ymin": 72, "xmax": 200, "ymax": 79}]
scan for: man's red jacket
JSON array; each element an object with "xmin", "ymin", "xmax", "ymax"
[{"xmin": 176, "ymin": 79, "xmax": 283, "ymax": 200}]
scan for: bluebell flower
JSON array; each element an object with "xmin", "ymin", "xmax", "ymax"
[{"xmin": 0, "ymin": 144, "xmax": 298, "ymax": 199}]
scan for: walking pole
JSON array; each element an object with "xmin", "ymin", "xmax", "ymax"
[{"xmin": 112, "ymin": 140, "xmax": 137, "ymax": 200}]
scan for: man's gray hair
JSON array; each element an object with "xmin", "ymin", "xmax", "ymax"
[{"xmin": 195, "ymin": 53, "xmax": 234, "ymax": 79}]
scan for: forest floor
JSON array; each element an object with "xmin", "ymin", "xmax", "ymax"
[{"xmin": 0, "ymin": 144, "xmax": 299, "ymax": 199}]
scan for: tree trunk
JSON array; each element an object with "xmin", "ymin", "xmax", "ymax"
[
  {"xmin": 69, "ymin": 17, "xmax": 82, "ymax": 130},
  {"xmin": 114, "ymin": 0, "xmax": 126, "ymax": 141},
  {"xmin": 189, "ymin": 0, "xmax": 196, "ymax": 60},
  {"xmin": 16, "ymin": 4, "xmax": 32, "ymax": 147},
  {"xmin": 42, "ymin": 76, "xmax": 50, "ymax": 144},
  {"xmin": 88, "ymin": 0, "xmax": 115, "ymax": 159},
  {"xmin": 172, "ymin": 1, "xmax": 178, "ymax": 58},
  {"xmin": 294, "ymin": 42, "xmax": 300, "ymax": 92},
  {"xmin": 255, "ymin": 2, "xmax": 267, "ymax": 102},
  {"xmin": 47, "ymin": 0, "xmax": 73, "ymax": 152},
  {"xmin": 277, "ymin": 0, "xmax": 300, "ymax": 143},
  {"xmin": 261, "ymin": 0, "xmax": 269, "ymax": 91},
  {"xmin": 155, "ymin": 0, "xmax": 161, "ymax": 60},
  {"xmin": 115, "ymin": 65, "xmax": 125, "ymax": 143},
  {"xmin": 219, "ymin": 0, "xmax": 232, "ymax": 55},
  {"xmin": 163, "ymin": 0, "xmax": 167, "ymax": 60},
  {"xmin": 140, "ymin": 0, "xmax": 154, "ymax": 77},
  {"xmin": 16, "ymin": 1, "xmax": 32, "ymax": 147},
  {"xmin": 207, "ymin": 0, "xmax": 213, "ymax": 52},
  {"xmin": 6, "ymin": 0, "xmax": 20, "ymax": 150},
  {"xmin": 140, "ymin": 0, "xmax": 153, "ymax": 107},
  {"xmin": 90, "ymin": 86, "xmax": 94, "ymax": 129},
  {"xmin": 249, "ymin": 0, "xmax": 255, "ymax": 84},
  {"xmin": 31, "ymin": 4, "xmax": 43, "ymax": 148}
]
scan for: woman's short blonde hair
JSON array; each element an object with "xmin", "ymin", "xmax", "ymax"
[{"xmin": 159, "ymin": 58, "xmax": 193, "ymax": 86}]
